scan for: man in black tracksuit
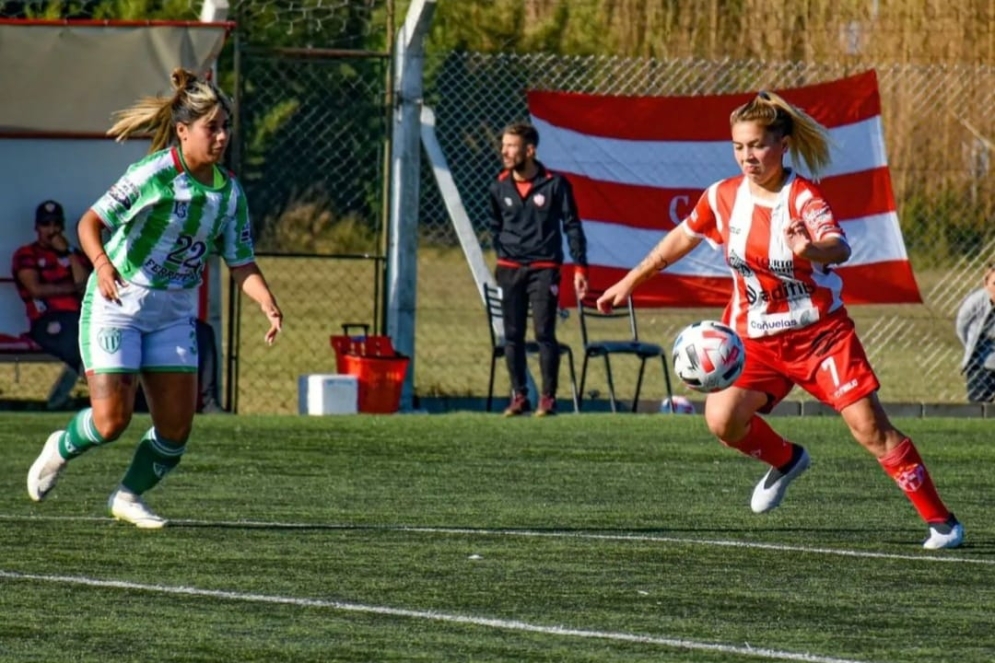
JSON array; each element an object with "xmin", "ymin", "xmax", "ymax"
[{"xmin": 488, "ymin": 122, "xmax": 589, "ymax": 417}]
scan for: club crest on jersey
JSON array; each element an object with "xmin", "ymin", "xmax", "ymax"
[
  {"xmin": 533, "ymin": 193, "xmax": 546, "ymax": 207},
  {"xmin": 97, "ymin": 327, "xmax": 122, "ymax": 354}
]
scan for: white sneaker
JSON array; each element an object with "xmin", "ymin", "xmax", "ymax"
[
  {"xmin": 923, "ymin": 516, "xmax": 964, "ymax": 550},
  {"xmin": 751, "ymin": 447, "xmax": 811, "ymax": 514},
  {"xmin": 108, "ymin": 488, "xmax": 167, "ymax": 529},
  {"xmin": 27, "ymin": 431, "xmax": 68, "ymax": 502}
]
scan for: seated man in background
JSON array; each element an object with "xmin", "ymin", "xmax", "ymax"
[
  {"xmin": 956, "ymin": 263, "xmax": 995, "ymax": 402},
  {"xmin": 11, "ymin": 200, "xmax": 90, "ymax": 377}
]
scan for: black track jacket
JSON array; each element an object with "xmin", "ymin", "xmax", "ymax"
[{"xmin": 488, "ymin": 161, "xmax": 588, "ymax": 269}]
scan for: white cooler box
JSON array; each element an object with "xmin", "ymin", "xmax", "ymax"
[{"xmin": 298, "ymin": 374, "xmax": 359, "ymax": 415}]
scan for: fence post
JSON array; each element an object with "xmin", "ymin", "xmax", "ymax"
[
  {"xmin": 387, "ymin": 0, "xmax": 436, "ymax": 411},
  {"xmin": 200, "ymin": 0, "xmax": 228, "ymax": 410}
]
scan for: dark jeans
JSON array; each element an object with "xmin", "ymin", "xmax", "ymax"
[
  {"xmin": 194, "ymin": 319, "xmax": 222, "ymax": 411},
  {"xmin": 495, "ymin": 265, "xmax": 561, "ymax": 398},
  {"xmin": 29, "ymin": 311, "xmax": 83, "ymax": 373},
  {"xmin": 965, "ymin": 361, "xmax": 995, "ymax": 403}
]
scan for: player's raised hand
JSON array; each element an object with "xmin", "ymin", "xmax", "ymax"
[{"xmin": 784, "ymin": 218, "xmax": 813, "ymax": 256}]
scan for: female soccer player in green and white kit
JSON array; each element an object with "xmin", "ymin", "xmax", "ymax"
[{"xmin": 27, "ymin": 69, "xmax": 283, "ymax": 528}]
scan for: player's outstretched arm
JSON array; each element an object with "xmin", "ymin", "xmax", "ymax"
[
  {"xmin": 597, "ymin": 228, "xmax": 701, "ymax": 312},
  {"xmin": 230, "ymin": 262, "xmax": 283, "ymax": 345}
]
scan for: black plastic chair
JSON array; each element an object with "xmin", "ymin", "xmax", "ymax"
[
  {"xmin": 576, "ymin": 291, "xmax": 674, "ymax": 412},
  {"xmin": 483, "ymin": 283, "xmax": 580, "ymax": 413}
]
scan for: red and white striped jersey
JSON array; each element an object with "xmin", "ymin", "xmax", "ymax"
[{"xmin": 682, "ymin": 172, "xmax": 849, "ymax": 339}]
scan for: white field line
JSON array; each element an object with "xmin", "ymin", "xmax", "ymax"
[
  {"xmin": 0, "ymin": 513, "xmax": 990, "ymax": 566},
  {"xmin": 393, "ymin": 526, "xmax": 995, "ymax": 566},
  {"xmin": 0, "ymin": 568, "xmax": 871, "ymax": 663}
]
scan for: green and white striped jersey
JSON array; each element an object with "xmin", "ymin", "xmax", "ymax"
[{"xmin": 92, "ymin": 147, "xmax": 255, "ymax": 290}]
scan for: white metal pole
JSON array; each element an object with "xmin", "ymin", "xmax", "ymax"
[
  {"xmin": 387, "ymin": 0, "xmax": 436, "ymax": 411},
  {"xmin": 200, "ymin": 0, "xmax": 229, "ymax": 408}
]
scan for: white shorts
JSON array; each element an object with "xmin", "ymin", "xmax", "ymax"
[{"xmin": 79, "ymin": 277, "xmax": 200, "ymax": 374}]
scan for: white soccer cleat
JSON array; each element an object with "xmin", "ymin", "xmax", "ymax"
[
  {"xmin": 751, "ymin": 447, "xmax": 811, "ymax": 514},
  {"xmin": 27, "ymin": 430, "xmax": 68, "ymax": 502},
  {"xmin": 108, "ymin": 488, "xmax": 167, "ymax": 529},
  {"xmin": 923, "ymin": 516, "xmax": 964, "ymax": 550}
]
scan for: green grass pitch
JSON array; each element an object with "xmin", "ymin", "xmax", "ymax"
[{"xmin": 0, "ymin": 412, "xmax": 991, "ymax": 662}]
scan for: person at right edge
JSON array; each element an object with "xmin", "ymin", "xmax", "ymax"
[
  {"xmin": 488, "ymin": 122, "xmax": 588, "ymax": 417},
  {"xmin": 955, "ymin": 263, "xmax": 995, "ymax": 403},
  {"xmin": 597, "ymin": 91, "xmax": 963, "ymax": 549}
]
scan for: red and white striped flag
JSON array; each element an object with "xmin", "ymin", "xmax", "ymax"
[{"xmin": 527, "ymin": 70, "xmax": 921, "ymax": 307}]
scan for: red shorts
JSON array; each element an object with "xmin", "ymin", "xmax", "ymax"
[{"xmin": 734, "ymin": 309, "xmax": 880, "ymax": 413}]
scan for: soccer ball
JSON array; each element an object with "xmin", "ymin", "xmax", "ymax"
[
  {"xmin": 660, "ymin": 395, "xmax": 696, "ymax": 414},
  {"xmin": 672, "ymin": 320, "xmax": 745, "ymax": 393}
]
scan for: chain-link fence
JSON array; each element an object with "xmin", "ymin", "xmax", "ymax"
[
  {"xmin": 227, "ymin": 49, "xmax": 390, "ymax": 412},
  {"xmin": 223, "ymin": 2, "xmax": 393, "ymax": 412},
  {"xmin": 414, "ymin": 53, "xmax": 995, "ymax": 406}
]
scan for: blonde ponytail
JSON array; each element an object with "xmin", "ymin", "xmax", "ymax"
[
  {"xmin": 107, "ymin": 68, "xmax": 232, "ymax": 154},
  {"xmin": 730, "ymin": 90, "xmax": 832, "ymax": 179}
]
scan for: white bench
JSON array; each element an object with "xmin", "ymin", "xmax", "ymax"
[{"xmin": 0, "ymin": 277, "xmax": 79, "ymax": 408}]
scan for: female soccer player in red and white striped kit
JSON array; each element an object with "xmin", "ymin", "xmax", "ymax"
[{"xmin": 598, "ymin": 90, "xmax": 963, "ymax": 549}]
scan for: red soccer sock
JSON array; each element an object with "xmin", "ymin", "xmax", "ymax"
[
  {"xmin": 877, "ymin": 438, "xmax": 950, "ymax": 524},
  {"xmin": 720, "ymin": 415, "xmax": 794, "ymax": 468}
]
